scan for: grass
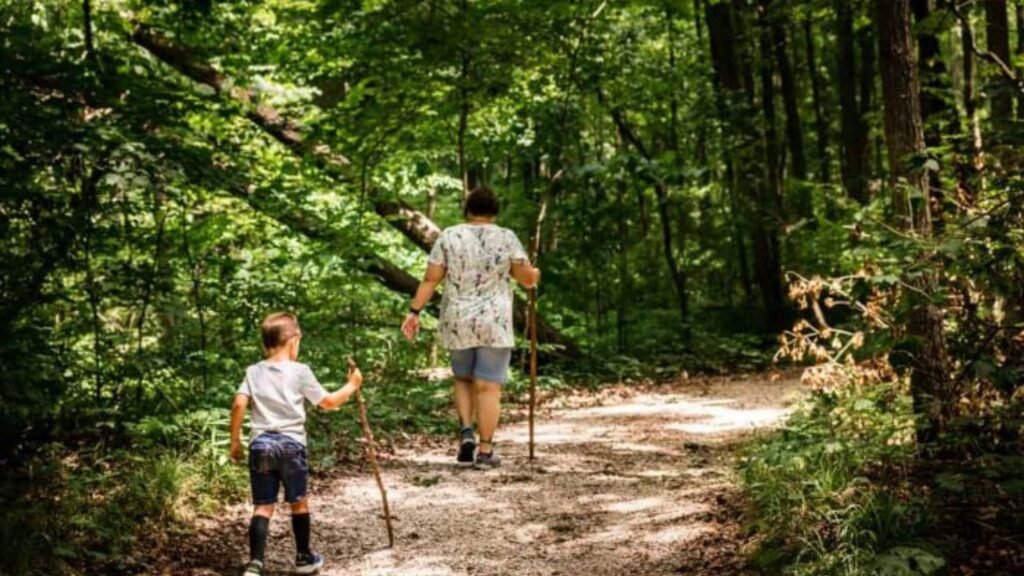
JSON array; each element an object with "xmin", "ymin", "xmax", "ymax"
[{"xmin": 737, "ymin": 373, "xmax": 946, "ymax": 576}]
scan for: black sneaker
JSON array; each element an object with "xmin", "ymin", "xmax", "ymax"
[
  {"xmin": 241, "ymin": 559, "xmax": 263, "ymax": 575},
  {"xmin": 475, "ymin": 451, "xmax": 502, "ymax": 468},
  {"xmin": 295, "ymin": 552, "xmax": 324, "ymax": 574},
  {"xmin": 456, "ymin": 427, "xmax": 476, "ymax": 467}
]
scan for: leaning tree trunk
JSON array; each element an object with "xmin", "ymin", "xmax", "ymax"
[
  {"xmin": 875, "ymin": 0, "xmax": 953, "ymax": 443},
  {"xmin": 131, "ymin": 23, "xmax": 581, "ymax": 358}
]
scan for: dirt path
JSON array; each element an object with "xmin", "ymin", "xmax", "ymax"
[{"xmin": 181, "ymin": 373, "xmax": 804, "ymax": 576}]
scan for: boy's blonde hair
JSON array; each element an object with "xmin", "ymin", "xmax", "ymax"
[{"xmin": 261, "ymin": 312, "xmax": 301, "ymax": 352}]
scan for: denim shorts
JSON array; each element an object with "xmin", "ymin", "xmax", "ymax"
[
  {"xmin": 249, "ymin": 432, "xmax": 309, "ymax": 504},
  {"xmin": 450, "ymin": 347, "xmax": 513, "ymax": 384}
]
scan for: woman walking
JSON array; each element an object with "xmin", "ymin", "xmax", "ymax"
[{"xmin": 402, "ymin": 187, "xmax": 541, "ymax": 467}]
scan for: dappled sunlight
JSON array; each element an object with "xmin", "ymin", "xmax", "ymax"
[
  {"xmin": 604, "ymin": 496, "xmax": 665, "ymax": 514},
  {"xmin": 212, "ymin": 376, "xmax": 802, "ymax": 576}
]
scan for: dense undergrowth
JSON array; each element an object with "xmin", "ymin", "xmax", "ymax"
[{"xmin": 741, "ymin": 368, "xmax": 1024, "ymax": 575}]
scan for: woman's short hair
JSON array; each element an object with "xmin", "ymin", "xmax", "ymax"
[
  {"xmin": 261, "ymin": 312, "xmax": 301, "ymax": 350},
  {"xmin": 464, "ymin": 187, "xmax": 500, "ymax": 218}
]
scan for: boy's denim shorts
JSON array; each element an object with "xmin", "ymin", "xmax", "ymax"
[
  {"xmin": 450, "ymin": 347, "xmax": 513, "ymax": 384},
  {"xmin": 248, "ymin": 432, "xmax": 308, "ymax": 505}
]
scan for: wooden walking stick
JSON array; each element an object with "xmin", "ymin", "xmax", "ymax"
[
  {"xmin": 528, "ymin": 194, "xmax": 551, "ymax": 461},
  {"xmin": 348, "ymin": 357, "xmax": 395, "ymax": 548}
]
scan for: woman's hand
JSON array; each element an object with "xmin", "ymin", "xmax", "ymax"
[{"xmin": 401, "ymin": 312, "xmax": 421, "ymax": 341}]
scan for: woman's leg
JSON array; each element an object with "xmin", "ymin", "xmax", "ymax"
[
  {"xmin": 474, "ymin": 379, "xmax": 502, "ymax": 454},
  {"xmin": 453, "ymin": 377, "xmax": 476, "ymax": 428}
]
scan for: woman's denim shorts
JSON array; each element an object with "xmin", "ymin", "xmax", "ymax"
[{"xmin": 450, "ymin": 347, "xmax": 513, "ymax": 384}]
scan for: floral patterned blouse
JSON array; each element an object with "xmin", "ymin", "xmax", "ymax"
[{"xmin": 428, "ymin": 223, "xmax": 528, "ymax": 350}]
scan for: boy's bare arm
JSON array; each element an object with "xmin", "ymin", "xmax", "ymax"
[
  {"xmin": 319, "ymin": 367, "xmax": 364, "ymax": 410},
  {"xmin": 229, "ymin": 394, "xmax": 248, "ymax": 461}
]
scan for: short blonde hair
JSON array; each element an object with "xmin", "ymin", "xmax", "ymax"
[{"xmin": 260, "ymin": 312, "xmax": 301, "ymax": 351}]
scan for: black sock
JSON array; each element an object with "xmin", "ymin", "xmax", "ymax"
[
  {"xmin": 249, "ymin": 515, "xmax": 270, "ymax": 563},
  {"xmin": 292, "ymin": 513, "xmax": 312, "ymax": 556}
]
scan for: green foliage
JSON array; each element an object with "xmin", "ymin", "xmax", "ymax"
[{"xmin": 739, "ymin": 378, "xmax": 938, "ymax": 575}]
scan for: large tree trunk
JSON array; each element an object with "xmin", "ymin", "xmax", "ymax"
[
  {"xmin": 836, "ymin": 0, "xmax": 870, "ymax": 203},
  {"xmin": 804, "ymin": 18, "xmax": 832, "ymax": 187},
  {"xmin": 131, "ymin": 23, "xmax": 581, "ymax": 358},
  {"xmin": 756, "ymin": 0, "xmax": 786, "ymax": 331},
  {"xmin": 985, "ymin": 0, "xmax": 1014, "ymax": 121},
  {"xmin": 875, "ymin": 0, "xmax": 952, "ymax": 442},
  {"xmin": 708, "ymin": 0, "xmax": 786, "ymax": 332}
]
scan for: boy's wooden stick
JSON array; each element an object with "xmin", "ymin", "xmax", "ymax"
[{"xmin": 348, "ymin": 357, "xmax": 395, "ymax": 548}]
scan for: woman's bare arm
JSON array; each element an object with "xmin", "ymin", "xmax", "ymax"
[{"xmin": 511, "ymin": 261, "xmax": 541, "ymax": 288}]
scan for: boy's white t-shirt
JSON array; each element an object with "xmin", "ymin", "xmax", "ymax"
[{"xmin": 236, "ymin": 360, "xmax": 328, "ymax": 446}]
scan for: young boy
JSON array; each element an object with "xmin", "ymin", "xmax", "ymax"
[{"xmin": 229, "ymin": 312, "xmax": 363, "ymax": 576}]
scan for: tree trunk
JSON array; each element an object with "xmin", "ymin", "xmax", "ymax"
[
  {"xmin": 858, "ymin": 20, "xmax": 875, "ymax": 178},
  {"xmin": 1016, "ymin": 5, "xmax": 1024, "ymax": 119},
  {"xmin": 773, "ymin": 14, "xmax": 811, "ymax": 219},
  {"xmin": 985, "ymin": 0, "xmax": 1014, "ymax": 121},
  {"xmin": 804, "ymin": 19, "xmax": 832, "ymax": 187},
  {"xmin": 959, "ymin": 8, "xmax": 984, "ymax": 203},
  {"xmin": 875, "ymin": 0, "xmax": 952, "ymax": 442},
  {"xmin": 708, "ymin": 0, "xmax": 785, "ymax": 332},
  {"xmin": 756, "ymin": 0, "xmax": 786, "ymax": 331},
  {"xmin": 911, "ymin": 0, "xmax": 954, "ymax": 226},
  {"xmin": 837, "ymin": 0, "xmax": 870, "ymax": 203}
]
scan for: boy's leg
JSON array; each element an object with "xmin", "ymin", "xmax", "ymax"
[
  {"xmin": 249, "ymin": 505, "xmax": 274, "ymax": 564},
  {"xmin": 248, "ymin": 434, "xmax": 282, "ymax": 566},
  {"xmin": 290, "ymin": 498, "xmax": 312, "ymax": 556}
]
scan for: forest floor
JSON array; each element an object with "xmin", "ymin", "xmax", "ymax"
[{"xmin": 166, "ymin": 372, "xmax": 806, "ymax": 576}]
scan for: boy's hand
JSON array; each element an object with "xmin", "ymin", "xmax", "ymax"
[
  {"xmin": 347, "ymin": 357, "xmax": 364, "ymax": 389},
  {"xmin": 230, "ymin": 440, "xmax": 245, "ymax": 463},
  {"xmin": 401, "ymin": 312, "xmax": 420, "ymax": 341}
]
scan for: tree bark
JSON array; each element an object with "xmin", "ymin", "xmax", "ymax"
[
  {"xmin": 756, "ymin": 0, "xmax": 786, "ymax": 331},
  {"xmin": 708, "ymin": 0, "xmax": 786, "ymax": 332},
  {"xmin": 1016, "ymin": 5, "xmax": 1024, "ymax": 119},
  {"xmin": 911, "ymin": 0, "xmax": 954, "ymax": 225},
  {"xmin": 774, "ymin": 16, "xmax": 806, "ymax": 215},
  {"xmin": 875, "ymin": 0, "xmax": 952, "ymax": 442},
  {"xmin": 804, "ymin": 19, "xmax": 832, "ymax": 186},
  {"xmin": 837, "ymin": 0, "xmax": 870, "ymax": 203},
  {"xmin": 985, "ymin": 0, "xmax": 1014, "ymax": 121}
]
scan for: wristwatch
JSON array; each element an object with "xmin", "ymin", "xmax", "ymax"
[{"xmin": 409, "ymin": 306, "xmax": 421, "ymax": 316}]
